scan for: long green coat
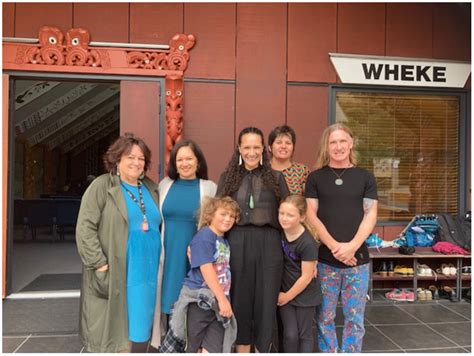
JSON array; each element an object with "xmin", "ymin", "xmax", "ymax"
[{"xmin": 76, "ymin": 173, "xmax": 163, "ymax": 352}]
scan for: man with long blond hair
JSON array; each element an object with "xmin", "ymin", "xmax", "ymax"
[{"xmin": 305, "ymin": 123, "xmax": 378, "ymax": 353}]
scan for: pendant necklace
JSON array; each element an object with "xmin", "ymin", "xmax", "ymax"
[
  {"xmin": 329, "ymin": 166, "xmax": 350, "ymax": 186},
  {"xmin": 121, "ymin": 180, "xmax": 149, "ymax": 232},
  {"xmin": 248, "ymin": 171, "xmax": 255, "ymax": 209}
]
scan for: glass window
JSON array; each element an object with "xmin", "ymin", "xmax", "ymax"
[{"xmin": 335, "ymin": 90, "xmax": 460, "ymax": 222}]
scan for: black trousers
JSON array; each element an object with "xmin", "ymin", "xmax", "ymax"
[
  {"xmin": 228, "ymin": 225, "xmax": 283, "ymax": 352},
  {"xmin": 279, "ymin": 304, "xmax": 315, "ymax": 353}
]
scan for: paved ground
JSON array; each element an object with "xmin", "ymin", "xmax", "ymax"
[{"xmin": 2, "ymin": 295, "xmax": 471, "ymax": 353}]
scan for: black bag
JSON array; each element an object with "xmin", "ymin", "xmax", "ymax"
[{"xmin": 435, "ymin": 212, "xmax": 471, "ymax": 251}]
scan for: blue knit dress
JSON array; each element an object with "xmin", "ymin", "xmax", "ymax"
[
  {"xmin": 121, "ymin": 182, "xmax": 161, "ymax": 342},
  {"xmin": 160, "ymin": 178, "xmax": 200, "ymax": 314}
]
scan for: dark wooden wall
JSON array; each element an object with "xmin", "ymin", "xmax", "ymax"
[{"xmin": 3, "ymin": 3, "xmax": 470, "ymax": 185}]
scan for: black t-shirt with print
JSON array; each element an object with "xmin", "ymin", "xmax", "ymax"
[
  {"xmin": 305, "ymin": 166, "xmax": 378, "ymax": 268},
  {"xmin": 281, "ymin": 229, "xmax": 322, "ymax": 307}
]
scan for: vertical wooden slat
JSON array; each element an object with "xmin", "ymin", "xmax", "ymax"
[
  {"xmin": 337, "ymin": 3, "xmax": 386, "ymax": 56},
  {"xmin": 386, "ymin": 3, "xmax": 433, "ymax": 58},
  {"xmin": 288, "ymin": 3, "xmax": 337, "ymax": 83},
  {"xmin": 120, "ymin": 81, "xmax": 161, "ymax": 183},
  {"xmin": 130, "ymin": 3, "xmax": 184, "ymax": 45},
  {"xmin": 3, "ymin": 74, "xmax": 9, "ymax": 298},
  {"xmin": 287, "ymin": 86, "xmax": 328, "ymax": 169},
  {"xmin": 236, "ymin": 3, "xmax": 287, "ymax": 138},
  {"xmin": 74, "ymin": 3, "xmax": 129, "ymax": 43},
  {"xmin": 3, "ymin": 3, "xmax": 15, "ymax": 37},
  {"xmin": 184, "ymin": 82, "xmax": 235, "ymax": 182},
  {"xmin": 433, "ymin": 3, "xmax": 471, "ymax": 61},
  {"xmin": 15, "ymin": 3, "xmax": 72, "ymax": 38},
  {"xmin": 184, "ymin": 3, "xmax": 236, "ymax": 80}
]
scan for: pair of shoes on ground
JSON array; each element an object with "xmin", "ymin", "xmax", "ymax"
[
  {"xmin": 436, "ymin": 263, "xmax": 457, "ymax": 276},
  {"xmin": 417, "ymin": 264, "xmax": 435, "ymax": 277},
  {"xmin": 385, "ymin": 288, "xmax": 415, "ymax": 302},
  {"xmin": 417, "ymin": 288, "xmax": 433, "ymax": 301},
  {"xmin": 375, "ymin": 261, "xmax": 395, "ymax": 276},
  {"xmin": 441, "ymin": 285, "xmax": 459, "ymax": 302},
  {"xmin": 394, "ymin": 265, "xmax": 414, "ymax": 276}
]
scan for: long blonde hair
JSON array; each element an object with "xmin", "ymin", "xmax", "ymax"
[
  {"xmin": 280, "ymin": 195, "xmax": 319, "ymax": 241},
  {"xmin": 315, "ymin": 123, "xmax": 358, "ymax": 169}
]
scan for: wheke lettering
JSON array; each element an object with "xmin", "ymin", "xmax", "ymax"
[{"xmin": 362, "ymin": 63, "xmax": 447, "ymax": 82}]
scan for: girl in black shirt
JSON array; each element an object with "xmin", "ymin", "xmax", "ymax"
[{"xmin": 278, "ymin": 195, "xmax": 321, "ymax": 353}]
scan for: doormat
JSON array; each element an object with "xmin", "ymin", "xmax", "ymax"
[{"xmin": 20, "ymin": 273, "xmax": 81, "ymax": 292}]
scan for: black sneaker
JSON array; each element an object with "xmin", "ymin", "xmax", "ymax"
[
  {"xmin": 375, "ymin": 261, "xmax": 388, "ymax": 277},
  {"xmin": 387, "ymin": 261, "xmax": 395, "ymax": 276}
]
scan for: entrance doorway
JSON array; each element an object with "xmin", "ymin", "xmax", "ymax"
[
  {"xmin": 10, "ymin": 77, "xmax": 120, "ymax": 295},
  {"xmin": 6, "ymin": 74, "xmax": 164, "ymax": 296}
]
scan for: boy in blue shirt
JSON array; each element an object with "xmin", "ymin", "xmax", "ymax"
[{"xmin": 182, "ymin": 196, "xmax": 240, "ymax": 353}]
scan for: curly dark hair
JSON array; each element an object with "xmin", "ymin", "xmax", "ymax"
[
  {"xmin": 219, "ymin": 127, "xmax": 281, "ymax": 198},
  {"xmin": 167, "ymin": 139, "xmax": 209, "ymax": 180},
  {"xmin": 103, "ymin": 133, "xmax": 151, "ymax": 173}
]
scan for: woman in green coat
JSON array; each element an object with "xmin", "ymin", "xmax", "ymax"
[{"xmin": 76, "ymin": 133, "xmax": 164, "ymax": 352}]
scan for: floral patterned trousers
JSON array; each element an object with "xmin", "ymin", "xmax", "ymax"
[{"xmin": 316, "ymin": 262, "xmax": 369, "ymax": 353}]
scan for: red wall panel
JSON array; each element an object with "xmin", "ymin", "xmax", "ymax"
[
  {"xmin": 383, "ymin": 225, "xmax": 404, "ymax": 241},
  {"xmin": 120, "ymin": 81, "xmax": 161, "ymax": 183},
  {"xmin": 3, "ymin": 3, "xmax": 15, "ymax": 37},
  {"xmin": 288, "ymin": 3, "xmax": 337, "ymax": 83},
  {"xmin": 433, "ymin": 3, "xmax": 471, "ymax": 61},
  {"xmin": 236, "ymin": 3, "xmax": 287, "ymax": 138},
  {"xmin": 386, "ymin": 3, "xmax": 433, "ymax": 58},
  {"xmin": 74, "ymin": 3, "xmax": 129, "ymax": 43},
  {"xmin": 286, "ymin": 86, "xmax": 328, "ymax": 170},
  {"xmin": 337, "ymin": 3, "xmax": 386, "ymax": 56},
  {"xmin": 373, "ymin": 226, "xmax": 384, "ymax": 239},
  {"xmin": 184, "ymin": 3, "xmax": 236, "ymax": 80},
  {"xmin": 130, "ymin": 3, "xmax": 183, "ymax": 45},
  {"xmin": 15, "ymin": 3, "xmax": 72, "ymax": 38},
  {"xmin": 184, "ymin": 82, "xmax": 235, "ymax": 183}
]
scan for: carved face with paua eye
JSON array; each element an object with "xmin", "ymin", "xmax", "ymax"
[
  {"xmin": 65, "ymin": 28, "xmax": 90, "ymax": 51},
  {"xmin": 38, "ymin": 26, "xmax": 64, "ymax": 48}
]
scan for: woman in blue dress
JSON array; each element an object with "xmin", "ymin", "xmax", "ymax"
[
  {"xmin": 151, "ymin": 140, "xmax": 216, "ymax": 348},
  {"xmin": 76, "ymin": 133, "xmax": 163, "ymax": 352}
]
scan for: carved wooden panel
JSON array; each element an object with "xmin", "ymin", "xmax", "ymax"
[
  {"xmin": 4, "ymin": 27, "xmax": 196, "ymax": 176},
  {"xmin": 165, "ymin": 75, "xmax": 184, "ymax": 169}
]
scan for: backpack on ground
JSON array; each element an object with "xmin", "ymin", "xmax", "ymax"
[{"xmin": 435, "ymin": 212, "xmax": 471, "ymax": 251}]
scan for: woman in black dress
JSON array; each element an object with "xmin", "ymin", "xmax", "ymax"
[{"xmin": 217, "ymin": 127, "xmax": 289, "ymax": 352}]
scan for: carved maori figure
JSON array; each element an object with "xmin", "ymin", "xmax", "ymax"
[
  {"xmin": 165, "ymin": 74, "xmax": 184, "ymax": 167},
  {"xmin": 126, "ymin": 33, "xmax": 195, "ymax": 71},
  {"xmin": 26, "ymin": 26, "xmax": 65, "ymax": 65},
  {"xmin": 168, "ymin": 34, "xmax": 196, "ymax": 71},
  {"xmin": 23, "ymin": 26, "xmax": 104, "ymax": 67},
  {"xmin": 65, "ymin": 28, "xmax": 101, "ymax": 67}
]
